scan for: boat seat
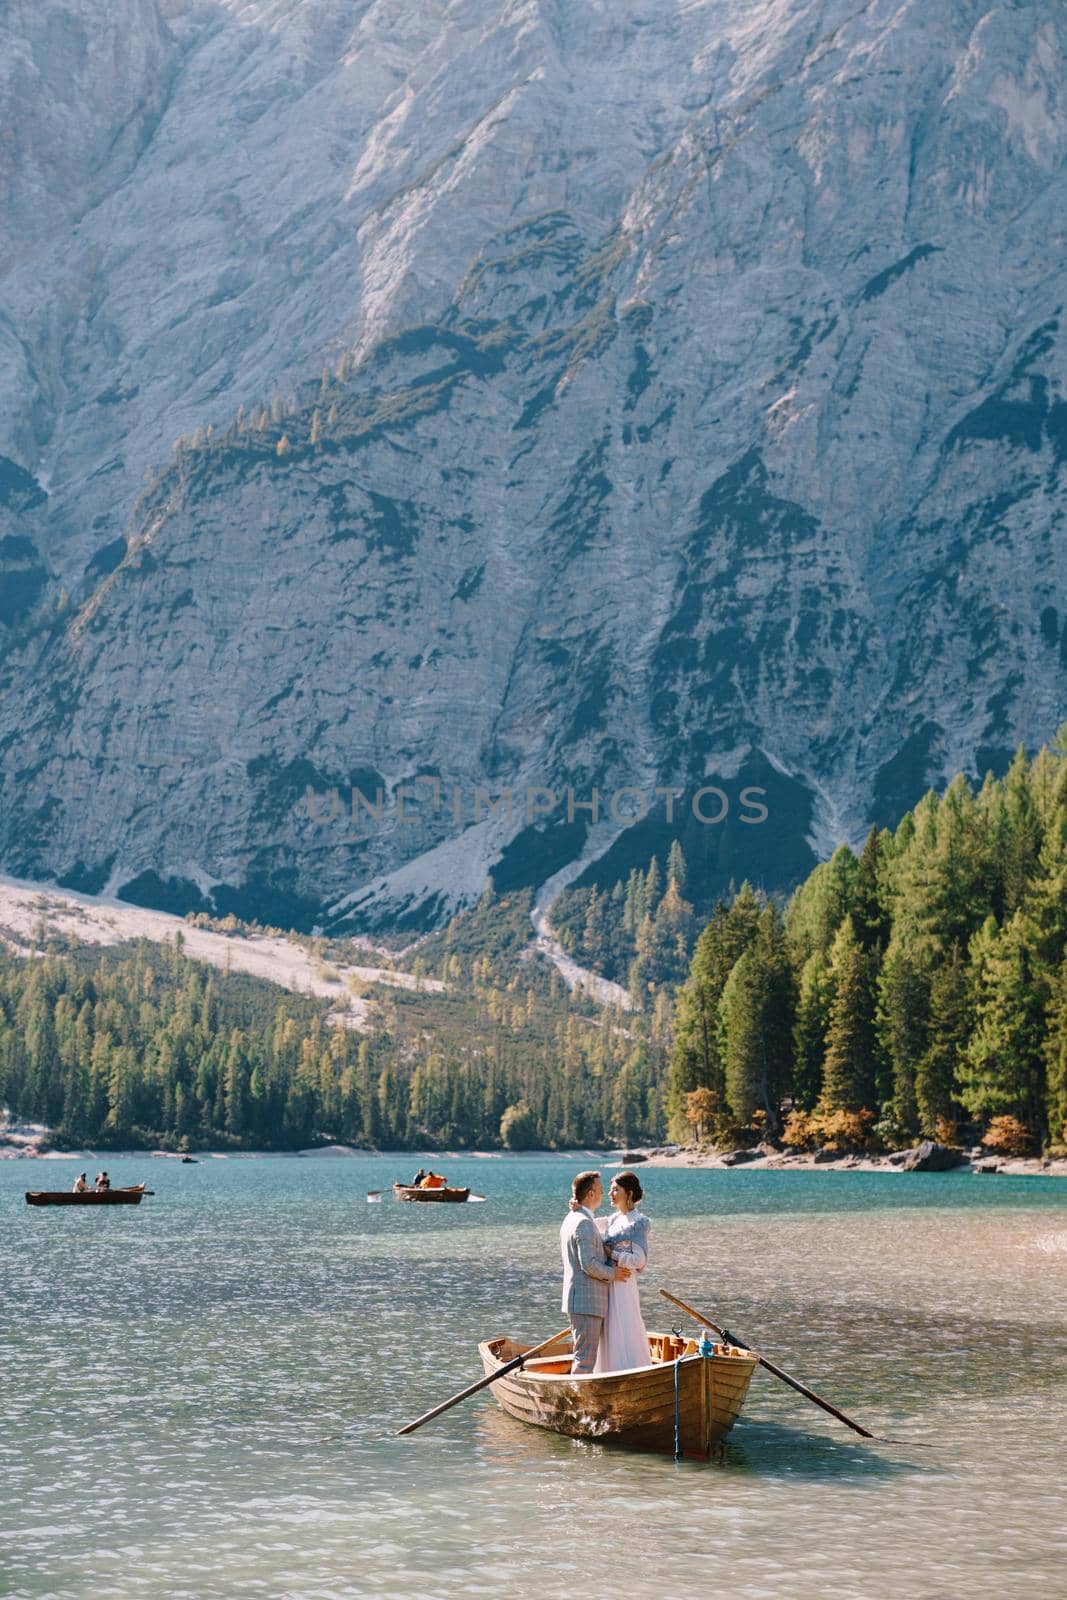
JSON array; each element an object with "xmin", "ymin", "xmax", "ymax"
[
  {"xmin": 522, "ymin": 1356, "xmax": 573, "ymax": 1374},
  {"xmin": 653, "ymin": 1337, "xmax": 699, "ymax": 1362}
]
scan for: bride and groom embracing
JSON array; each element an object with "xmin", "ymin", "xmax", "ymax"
[{"xmin": 559, "ymin": 1169, "xmax": 651, "ymax": 1374}]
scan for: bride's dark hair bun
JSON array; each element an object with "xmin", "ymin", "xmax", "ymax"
[{"xmin": 615, "ymin": 1170, "xmax": 643, "ymax": 1203}]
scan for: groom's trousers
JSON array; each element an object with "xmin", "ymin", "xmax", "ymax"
[{"xmin": 568, "ymin": 1313, "xmax": 603, "ymax": 1373}]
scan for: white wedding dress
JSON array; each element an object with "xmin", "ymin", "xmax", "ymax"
[{"xmin": 594, "ymin": 1209, "xmax": 652, "ymax": 1372}]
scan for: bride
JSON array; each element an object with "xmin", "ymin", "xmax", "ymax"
[{"xmin": 594, "ymin": 1170, "xmax": 651, "ymax": 1372}]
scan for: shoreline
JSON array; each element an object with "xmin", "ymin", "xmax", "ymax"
[
  {"xmin": 5, "ymin": 1110, "xmax": 1066, "ymax": 1178},
  {"xmin": 625, "ymin": 1144, "xmax": 1067, "ymax": 1178}
]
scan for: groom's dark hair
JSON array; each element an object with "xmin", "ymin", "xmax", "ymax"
[{"xmin": 572, "ymin": 1170, "xmax": 600, "ymax": 1204}]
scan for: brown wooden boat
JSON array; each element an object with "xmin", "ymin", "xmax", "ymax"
[
  {"xmin": 393, "ymin": 1183, "xmax": 470, "ymax": 1203},
  {"xmin": 25, "ymin": 1184, "xmax": 149, "ymax": 1207},
  {"xmin": 477, "ymin": 1329, "xmax": 759, "ymax": 1456}
]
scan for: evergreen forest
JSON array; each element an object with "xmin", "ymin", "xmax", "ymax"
[{"xmin": 3, "ymin": 736, "xmax": 1067, "ymax": 1155}]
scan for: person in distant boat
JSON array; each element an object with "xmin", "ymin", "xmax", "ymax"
[
  {"xmin": 560, "ymin": 1170, "xmax": 631, "ymax": 1374},
  {"xmin": 72, "ymin": 1173, "xmax": 87, "ymax": 1193},
  {"xmin": 421, "ymin": 1171, "xmax": 446, "ymax": 1189},
  {"xmin": 411, "ymin": 1168, "xmax": 427, "ymax": 1187},
  {"xmin": 95, "ymin": 1171, "xmax": 110, "ymax": 1191}
]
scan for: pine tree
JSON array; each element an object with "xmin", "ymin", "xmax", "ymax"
[
  {"xmin": 88, "ymin": 1029, "xmax": 111, "ymax": 1132},
  {"xmin": 635, "ymin": 877, "xmax": 694, "ymax": 989},
  {"xmin": 583, "ymin": 887, "xmax": 606, "ymax": 972},
  {"xmin": 622, "ymin": 868, "xmax": 641, "ymax": 934},
  {"xmin": 1000, "ymin": 744, "xmax": 1042, "ymax": 918},
  {"xmin": 1044, "ymin": 955, "xmax": 1067, "ymax": 1148},
  {"xmin": 793, "ymin": 951, "xmax": 832, "ymax": 1109},
  {"xmin": 611, "ymin": 1044, "xmax": 647, "ymax": 1145},
  {"xmin": 60, "ymin": 1055, "xmax": 90, "ymax": 1141},
  {"xmin": 667, "ymin": 884, "xmax": 761, "ymax": 1133},
  {"xmin": 1027, "ymin": 751, "xmax": 1067, "ymax": 971},
  {"xmin": 107, "ymin": 1043, "xmax": 138, "ymax": 1134},
  {"xmin": 224, "ymin": 1029, "xmax": 251, "ymax": 1135},
  {"xmin": 962, "ymin": 911, "xmax": 1047, "ymax": 1137},
  {"xmin": 359, "ymin": 1040, "xmax": 379, "ymax": 1146},
  {"xmin": 820, "ymin": 917, "xmax": 877, "ymax": 1112},
  {"xmin": 609, "ymin": 880, "xmax": 626, "ymax": 969},
  {"xmin": 212, "ymin": 1048, "xmax": 228, "ymax": 1130},
  {"xmin": 915, "ymin": 944, "xmax": 969, "ymax": 1136},
  {"xmin": 904, "ymin": 776, "xmax": 991, "ymax": 950},
  {"xmin": 666, "ymin": 839, "xmax": 687, "ymax": 893},
  {"xmin": 718, "ymin": 907, "xmax": 793, "ymax": 1131},
  {"xmin": 853, "ymin": 826, "xmax": 891, "ymax": 952},
  {"xmin": 644, "ymin": 857, "xmax": 661, "ymax": 911},
  {"xmin": 877, "ymin": 941, "xmax": 930, "ymax": 1134},
  {"xmin": 784, "ymin": 844, "xmax": 859, "ymax": 969}
]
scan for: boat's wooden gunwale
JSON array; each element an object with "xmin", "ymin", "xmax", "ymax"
[
  {"xmin": 486, "ymin": 1340, "xmax": 754, "ymax": 1390},
  {"xmin": 512, "ymin": 1359, "xmax": 753, "ymax": 1392}
]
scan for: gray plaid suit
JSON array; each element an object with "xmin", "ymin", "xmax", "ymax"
[{"xmin": 560, "ymin": 1206, "xmax": 615, "ymax": 1372}]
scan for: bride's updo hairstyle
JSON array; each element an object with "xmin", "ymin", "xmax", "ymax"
[{"xmin": 614, "ymin": 1170, "xmax": 644, "ymax": 1204}]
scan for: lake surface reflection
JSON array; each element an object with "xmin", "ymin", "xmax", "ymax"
[{"xmin": 3, "ymin": 1155, "xmax": 1066, "ymax": 1598}]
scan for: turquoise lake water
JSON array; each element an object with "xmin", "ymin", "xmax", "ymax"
[{"xmin": 2, "ymin": 1154, "xmax": 1066, "ymax": 1599}]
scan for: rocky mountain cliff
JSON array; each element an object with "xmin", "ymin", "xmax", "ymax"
[{"xmin": 2, "ymin": 0, "xmax": 1066, "ymax": 931}]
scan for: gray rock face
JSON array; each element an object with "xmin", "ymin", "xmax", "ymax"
[
  {"xmin": 721, "ymin": 1147, "xmax": 762, "ymax": 1166},
  {"xmin": 2, "ymin": 1, "xmax": 1067, "ymax": 928},
  {"xmin": 900, "ymin": 1140, "xmax": 966, "ymax": 1172}
]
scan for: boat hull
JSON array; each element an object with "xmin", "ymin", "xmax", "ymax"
[
  {"xmin": 25, "ymin": 1186, "xmax": 146, "ymax": 1207},
  {"xmin": 478, "ymin": 1332, "xmax": 758, "ymax": 1457},
  {"xmin": 393, "ymin": 1184, "xmax": 470, "ymax": 1203}
]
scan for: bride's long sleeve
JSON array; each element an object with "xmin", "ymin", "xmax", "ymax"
[{"xmin": 611, "ymin": 1214, "xmax": 650, "ymax": 1271}]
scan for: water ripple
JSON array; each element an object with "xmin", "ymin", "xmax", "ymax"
[{"xmin": 3, "ymin": 1157, "xmax": 1065, "ymax": 1598}]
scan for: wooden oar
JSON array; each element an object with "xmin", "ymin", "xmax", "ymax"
[
  {"xmin": 396, "ymin": 1327, "xmax": 571, "ymax": 1436},
  {"xmin": 660, "ymin": 1289, "xmax": 898, "ymax": 1444}
]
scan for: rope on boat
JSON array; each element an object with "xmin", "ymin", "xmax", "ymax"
[
  {"xmin": 674, "ymin": 1331, "xmax": 718, "ymax": 1458},
  {"xmin": 673, "ymin": 1352, "xmax": 683, "ymax": 1458}
]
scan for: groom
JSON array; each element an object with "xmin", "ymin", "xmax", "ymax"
[{"xmin": 560, "ymin": 1170, "xmax": 630, "ymax": 1373}]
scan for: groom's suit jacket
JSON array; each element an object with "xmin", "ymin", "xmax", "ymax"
[{"xmin": 560, "ymin": 1206, "xmax": 615, "ymax": 1317}]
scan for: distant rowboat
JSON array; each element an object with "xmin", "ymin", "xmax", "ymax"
[
  {"xmin": 393, "ymin": 1183, "xmax": 471, "ymax": 1203},
  {"xmin": 477, "ymin": 1329, "xmax": 759, "ymax": 1456},
  {"xmin": 25, "ymin": 1184, "xmax": 149, "ymax": 1207}
]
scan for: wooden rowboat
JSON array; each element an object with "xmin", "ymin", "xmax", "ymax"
[
  {"xmin": 393, "ymin": 1183, "xmax": 470, "ymax": 1203},
  {"xmin": 25, "ymin": 1184, "xmax": 148, "ymax": 1207},
  {"xmin": 478, "ymin": 1329, "xmax": 759, "ymax": 1457}
]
